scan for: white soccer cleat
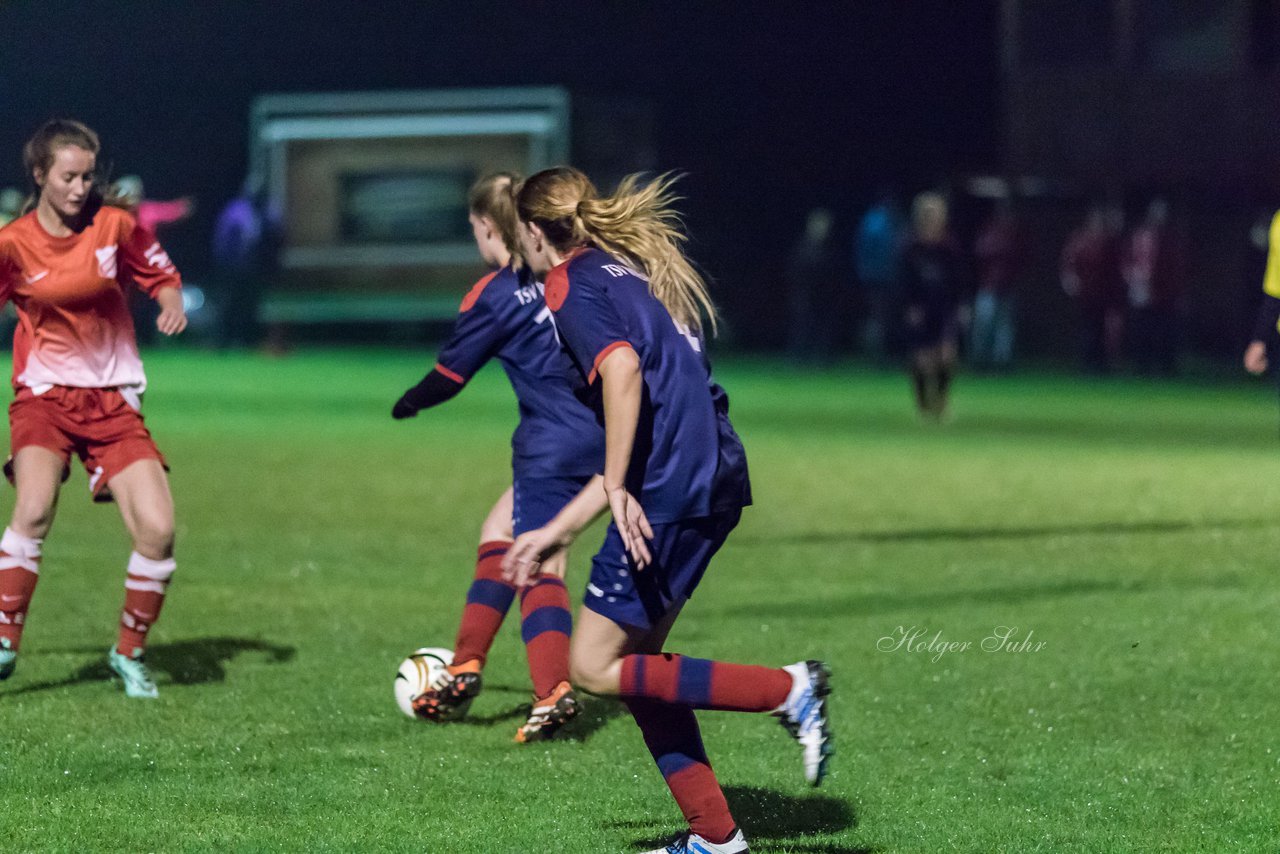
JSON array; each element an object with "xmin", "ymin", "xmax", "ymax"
[
  {"xmin": 108, "ymin": 646, "xmax": 159, "ymax": 699},
  {"xmin": 777, "ymin": 660, "xmax": 832, "ymax": 786},
  {"xmin": 643, "ymin": 827, "xmax": 749, "ymax": 853}
]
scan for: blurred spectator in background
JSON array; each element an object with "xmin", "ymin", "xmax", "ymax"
[
  {"xmin": 901, "ymin": 192, "xmax": 967, "ymax": 420},
  {"xmin": 1123, "ymin": 198, "xmax": 1183, "ymax": 375},
  {"xmin": 1061, "ymin": 204, "xmax": 1126, "ymax": 374},
  {"xmin": 212, "ymin": 181, "xmax": 278, "ymax": 348},
  {"xmin": 112, "ymin": 175, "xmax": 194, "ymax": 233},
  {"xmin": 1244, "ymin": 208, "xmax": 1280, "ymax": 379},
  {"xmin": 970, "ymin": 197, "xmax": 1025, "ymax": 372},
  {"xmin": 854, "ymin": 189, "xmax": 905, "ymax": 362},
  {"xmin": 786, "ymin": 206, "xmax": 842, "ymax": 363},
  {"xmin": 0, "ymin": 187, "xmax": 23, "ymax": 227},
  {"xmin": 112, "ymin": 176, "xmax": 195, "ymax": 345}
]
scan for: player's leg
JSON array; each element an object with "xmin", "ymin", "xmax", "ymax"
[
  {"xmin": 936, "ymin": 337, "xmax": 958, "ymax": 418},
  {"xmin": 0, "ymin": 446, "xmax": 66, "ymax": 677},
  {"xmin": 512, "ymin": 476, "xmax": 581, "ymax": 743},
  {"xmin": 577, "ymin": 515, "xmax": 832, "ymax": 784},
  {"xmin": 106, "ymin": 458, "xmax": 176, "ymax": 698},
  {"xmin": 417, "ymin": 488, "xmax": 516, "ymax": 721},
  {"xmin": 573, "ymin": 604, "xmax": 744, "ymax": 851},
  {"xmin": 910, "ymin": 346, "xmax": 934, "ymax": 415}
]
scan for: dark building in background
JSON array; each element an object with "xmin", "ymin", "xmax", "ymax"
[
  {"xmin": 999, "ymin": 0, "xmax": 1280, "ymax": 358},
  {"xmin": 1003, "ymin": 0, "xmax": 1280, "ymax": 191}
]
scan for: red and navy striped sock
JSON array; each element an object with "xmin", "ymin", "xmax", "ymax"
[
  {"xmin": 517, "ymin": 575, "xmax": 572, "ymax": 700},
  {"xmin": 625, "ymin": 697, "xmax": 737, "ymax": 845},
  {"xmin": 452, "ymin": 541, "xmax": 516, "ymax": 667},
  {"xmin": 620, "ymin": 652, "xmax": 792, "ymax": 712}
]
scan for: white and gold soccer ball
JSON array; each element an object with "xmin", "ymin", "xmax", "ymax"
[{"xmin": 393, "ymin": 647, "xmax": 453, "ymax": 719}]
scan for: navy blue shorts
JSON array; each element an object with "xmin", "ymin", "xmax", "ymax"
[
  {"xmin": 512, "ymin": 474, "xmax": 595, "ymax": 537},
  {"xmin": 583, "ymin": 509, "xmax": 741, "ymax": 630}
]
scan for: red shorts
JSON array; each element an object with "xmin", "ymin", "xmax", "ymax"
[{"xmin": 6, "ymin": 386, "xmax": 167, "ymax": 502}]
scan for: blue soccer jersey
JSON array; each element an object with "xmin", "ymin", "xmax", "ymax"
[
  {"xmin": 436, "ymin": 264, "xmax": 603, "ymax": 479},
  {"xmin": 545, "ymin": 248, "xmax": 751, "ymax": 524}
]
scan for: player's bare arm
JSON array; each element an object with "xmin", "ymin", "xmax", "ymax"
[
  {"xmin": 155, "ymin": 286, "xmax": 187, "ymax": 336},
  {"xmin": 597, "ymin": 344, "xmax": 653, "ymax": 568},
  {"xmin": 503, "ymin": 475, "xmax": 608, "ymax": 586}
]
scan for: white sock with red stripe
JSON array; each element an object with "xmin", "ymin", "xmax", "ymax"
[
  {"xmin": 117, "ymin": 552, "xmax": 176, "ymax": 657},
  {"xmin": 0, "ymin": 527, "xmax": 42, "ymax": 650}
]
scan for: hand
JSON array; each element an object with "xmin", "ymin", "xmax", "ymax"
[
  {"xmin": 1244, "ymin": 340, "xmax": 1268, "ymax": 375},
  {"xmin": 503, "ymin": 525, "xmax": 572, "ymax": 588},
  {"xmin": 391, "ymin": 396, "xmax": 419, "ymax": 419},
  {"xmin": 606, "ymin": 485, "xmax": 653, "ymax": 569},
  {"xmin": 155, "ymin": 288, "xmax": 187, "ymax": 336}
]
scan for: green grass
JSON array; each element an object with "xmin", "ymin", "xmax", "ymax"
[{"xmin": 2, "ymin": 348, "xmax": 1279, "ymax": 853}]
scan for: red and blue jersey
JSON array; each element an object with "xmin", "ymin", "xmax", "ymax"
[
  {"xmin": 545, "ymin": 247, "xmax": 751, "ymax": 524},
  {"xmin": 435, "ymin": 264, "xmax": 603, "ymax": 479}
]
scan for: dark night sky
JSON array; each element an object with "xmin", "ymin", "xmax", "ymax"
[{"xmin": 0, "ymin": 1, "xmax": 1000, "ymax": 343}]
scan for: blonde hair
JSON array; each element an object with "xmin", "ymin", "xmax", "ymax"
[
  {"xmin": 517, "ymin": 166, "xmax": 716, "ymax": 333},
  {"xmin": 911, "ymin": 191, "xmax": 948, "ymax": 233},
  {"xmin": 468, "ymin": 171, "xmax": 523, "ymax": 266}
]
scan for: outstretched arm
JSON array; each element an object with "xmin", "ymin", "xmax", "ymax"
[{"xmin": 392, "ymin": 369, "xmax": 463, "ymax": 418}]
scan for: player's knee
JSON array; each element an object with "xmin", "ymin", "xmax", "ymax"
[
  {"xmin": 131, "ymin": 515, "xmax": 175, "ymax": 560},
  {"xmin": 478, "ymin": 517, "xmax": 512, "ymax": 544},
  {"xmin": 11, "ymin": 495, "xmax": 55, "ymax": 538},
  {"xmin": 569, "ymin": 653, "xmax": 616, "ymax": 696}
]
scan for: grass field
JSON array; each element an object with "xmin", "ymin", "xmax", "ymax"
[{"xmin": 2, "ymin": 348, "xmax": 1279, "ymax": 853}]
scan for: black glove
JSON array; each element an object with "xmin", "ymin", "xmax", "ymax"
[
  {"xmin": 391, "ymin": 370, "xmax": 463, "ymax": 419},
  {"xmin": 391, "ymin": 396, "xmax": 420, "ymax": 419}
]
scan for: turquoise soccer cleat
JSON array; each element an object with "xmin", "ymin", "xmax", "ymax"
[
  {"xmin": 0, "ymin": 637, "xmax": 16, "ymax": 680},
  {"xmin": 108, "ymin": 646, "xmax": 159, "ymax": 699}
]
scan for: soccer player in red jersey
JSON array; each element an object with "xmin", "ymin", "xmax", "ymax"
[
  {"xmin": 0, "ymin": 120, "xmax": 187, "ymax": 697},
  {"xmin": 392, "ymin": 174, "xmax": 603, "ymax": 741},
  {"xmin": 505, "ymin": 168, "xmax": 832, "ymax": 854}
]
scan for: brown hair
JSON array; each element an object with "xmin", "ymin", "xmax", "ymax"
[
  {"xmin": 20, "ymin": 118, "xmax": 126, "ymax": 216},
  {"xmin": 517, "ymin": 167, "xmax": 716, "ymax": 333},
  {"xmin": 468, "ymin": 172, "xmax": 524, "ymax": 266}
]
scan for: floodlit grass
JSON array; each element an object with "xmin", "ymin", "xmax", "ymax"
[{"xmin": 2, "ymin": 348, "xmax": 1278, "ymax": 853}]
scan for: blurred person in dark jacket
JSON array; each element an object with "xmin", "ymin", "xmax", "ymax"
[
  {"xmin": 854, "ymin": 190, "xmax": 906, "ymax": 361},
  {"xmin": 1122, "ymin": 198, "xmax": 1183, "ymax": 376},
  {"xmin": 1061, "ymin": 204, "xmax": 1126, "ymax": 374},
  {"xmin": 971, "ymin": 198, "xmax": 1025, "ymax": 372},
  {"xmin": 211, "ymin": 181, "xmax": 279, "ymax": 348},
  {"xmin": 901, "ymin": 192, "xmax": 968, "ymax": 420},
  {"xmin": 786, "ymin": 207, "xmax": 842, "ymax": 363}
]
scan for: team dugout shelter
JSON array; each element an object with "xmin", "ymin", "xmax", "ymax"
[{"xmin": 249, "ymin": 87, "xmax": 571, "ymax": 327}]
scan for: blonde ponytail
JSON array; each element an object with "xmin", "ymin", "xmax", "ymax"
[{"xmin": 518, "ymin": 167, "xmax": 717, "ymax": 333}]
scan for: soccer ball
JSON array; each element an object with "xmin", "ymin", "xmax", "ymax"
[{"xmin": 394, "ymin": 647, "xmax": 453, "ymax": 719}]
